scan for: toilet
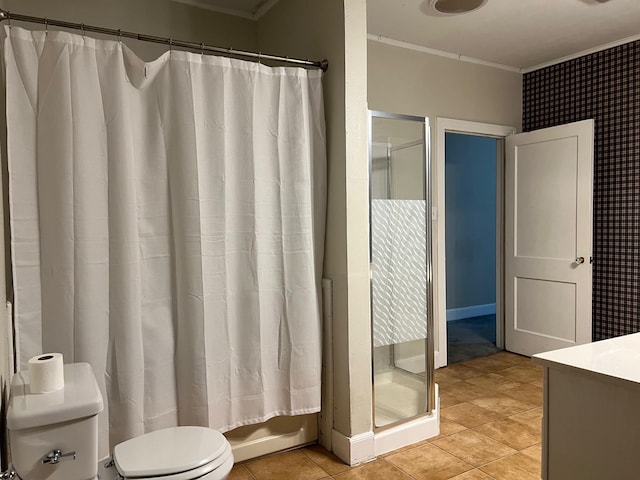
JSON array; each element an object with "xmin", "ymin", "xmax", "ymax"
[{"xmin": 6, "ymin": 362, "xmax": 234, "ymax": 480}]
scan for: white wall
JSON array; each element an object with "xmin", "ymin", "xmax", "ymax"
[{"xmin": 342, "ymin": 0, "xmax": 371, "ymax": 439}]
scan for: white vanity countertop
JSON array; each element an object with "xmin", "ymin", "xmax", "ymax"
[{"xmin": 532, "ymin": 332, "xmax": 640, "ymax": 388}]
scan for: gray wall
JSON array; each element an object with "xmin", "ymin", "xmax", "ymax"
[
  {"xmin": 368, "ymin": 38, "xmax": 521, "ymax": 360},
  {"xmin": 368, "ymin": 41, "xmax": 522, "ymax": 128},
  {"xmin": 260, "ymin": 2, "xmax": 372, "ymax": 451},
  {"xmin": 259, "ymin": 0, "xmax": 371, "ymax": 442},
  {"xmin": 0, "ymin": 0, "xmax": 258, "ymax": 60}
]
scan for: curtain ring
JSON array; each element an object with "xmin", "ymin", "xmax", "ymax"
[
  {"xmin": 81, "ymin": 23, "xmax": 85, "ymax": 39},
  {"xmin": 44, "ymin": 18, "xmax": 48, "ymax": 34},
  {"xmin": 200, "ymin": 43, "xmax": 205, "ymax": 58},
  {"xmin": 258, "ymin": 52, "xmax": 262, "ymax": 65},
  {"xmin": 118, "ymin": 29, "xmax": 122, "ymax": 45},
  {"xmin": 169, "ymin": 38, "xmax": 173, "ymax": 57}
]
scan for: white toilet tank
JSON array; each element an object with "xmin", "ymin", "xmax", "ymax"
[{"xmin": 7, "ymin": 362, "xmax": 104, "ymax": 480}]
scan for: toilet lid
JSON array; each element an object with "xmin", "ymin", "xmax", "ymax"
[{"xmin": 113, "ymin": 426, "xmax": 230, "ymax": 478}]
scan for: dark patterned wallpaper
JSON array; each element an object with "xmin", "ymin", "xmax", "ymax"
[{"xmin": 523, "ymin": 40, "xmax": 640, "ymax": 340}]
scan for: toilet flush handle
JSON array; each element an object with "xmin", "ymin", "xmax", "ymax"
[
  {"xmin": 0, "ymin": 467, "xmax": 16, "ymax": 479},
  {"xmin": 42, "ymin": 449, "xmax": 77, "ymax": 465}
]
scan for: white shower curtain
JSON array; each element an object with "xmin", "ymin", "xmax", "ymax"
[{"xmin": 4, "ymin": 26, "xmax": 326, "ymax": 456}]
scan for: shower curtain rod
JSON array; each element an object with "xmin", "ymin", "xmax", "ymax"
[{"xmin": 0, "ymin": 9, "xmax": 329, "ymax": 72}]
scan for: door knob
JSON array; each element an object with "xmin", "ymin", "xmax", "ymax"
[{"xmin": 575, "ymin": 256, "xmax": 585, "ymax": 265}]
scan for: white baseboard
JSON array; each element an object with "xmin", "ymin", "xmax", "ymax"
[
  {"xmin": 331, "ymin": 385, "xmax": 440, "ymax": 465},
  {"xmin": 446, "ymin": 303, "xmax": 496, "ymax": 322},
  {"xmin": 435, "ymin": 348, "xmax": 447, "ymax": 369},
  {"xmin": 331, "ymin": 430, "xmax": 375, "ymax": 466}
]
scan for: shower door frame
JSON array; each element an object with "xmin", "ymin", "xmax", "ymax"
[{"xmin": 368, "ymin": 110, "xmax": 435, "ymax": 430}]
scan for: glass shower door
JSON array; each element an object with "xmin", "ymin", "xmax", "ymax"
[{"xmin": 369, "ymin": 111, "xmax": 434, "ymax": 428}]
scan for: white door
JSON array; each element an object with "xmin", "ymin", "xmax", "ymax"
[{"xmin": 505, "ymin": 120, "xmax": 593, "ymax": 356}]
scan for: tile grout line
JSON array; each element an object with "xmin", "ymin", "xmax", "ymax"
[
  {"xmin": 299, "ymin": 448, "xmax": 342, "ymax": 479},
  {"xmin": 235, "ymin": 352, "xmax": 542, "ymax": 479},
  {"xmin": 434, "ymin": 355, "xmax": 543, "ymax": 478},
  {"xmin": 379, "ymin": 454, "xmax": 424, "ymax": 480},
  {"xmin": 432, "ymin": 431, "xmax": 539, "ymax": 478}
]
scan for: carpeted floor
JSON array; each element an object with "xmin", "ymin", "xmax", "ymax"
[{"xmin": 447, "ymin": 314, "xmax": 501, "ymax": 364}]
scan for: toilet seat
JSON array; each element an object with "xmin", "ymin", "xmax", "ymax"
[{"xmin": 113, "ymin": 426, "xmax": 233, "ymax": 480}]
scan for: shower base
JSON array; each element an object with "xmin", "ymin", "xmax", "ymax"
[
  {"xmin": 224, "ymin": 414, "xmax": 318, "ymax": 462},
  {"xmin": 374, "ymin": 368, "xmax": 428, "ymax": 427}
]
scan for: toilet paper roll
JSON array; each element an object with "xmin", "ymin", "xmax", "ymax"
[{"xmin": 28, "ymin": 353, "xmax": 64, "ymax": 394}]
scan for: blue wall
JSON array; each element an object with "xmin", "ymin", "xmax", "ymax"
[{"xmin": 445, "ymin": 133, "xmax": 497, "ymax": 311}]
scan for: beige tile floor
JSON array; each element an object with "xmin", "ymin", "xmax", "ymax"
[{"xmin": 230, "ymin": 351, "xmax": 543, "ymax": 480}]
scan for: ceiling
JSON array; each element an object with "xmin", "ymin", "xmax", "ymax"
[
  {"xmin": 367, "ymin": 0, "xmax": 640, "ymax": 70},
  {"xmin": 177, "ymin": 0, "xmax": 640, "ymax": 71},
  {"xmin": 172, "ymin": 0, "xmax": 279, "ymax": 20}
]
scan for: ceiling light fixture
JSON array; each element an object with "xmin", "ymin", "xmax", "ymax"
[{"xmin": 425, "ymin": 0, "xmax": 488, "ymax": 16}]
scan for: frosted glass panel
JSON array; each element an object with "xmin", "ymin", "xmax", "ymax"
[{"xmin": 371, "ymin": 200, "xmax": 427, "ymax": 347}]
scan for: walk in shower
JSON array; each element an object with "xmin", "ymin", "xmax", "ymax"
[{"xmin": 369, "ymin": 111, "xmax": 435, "ymax": 428}]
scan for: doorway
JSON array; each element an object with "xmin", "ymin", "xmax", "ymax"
[
  {"xmin": 445, "ymin": 132, "xmax": 500, "ymax": 364},
  {"xmin": 435, "ymin": 119, "xmax": 516, "ymax": 369},
  {"xmin": 435, "ymin": 119, "xmax": 593, "ymax": 367}
]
